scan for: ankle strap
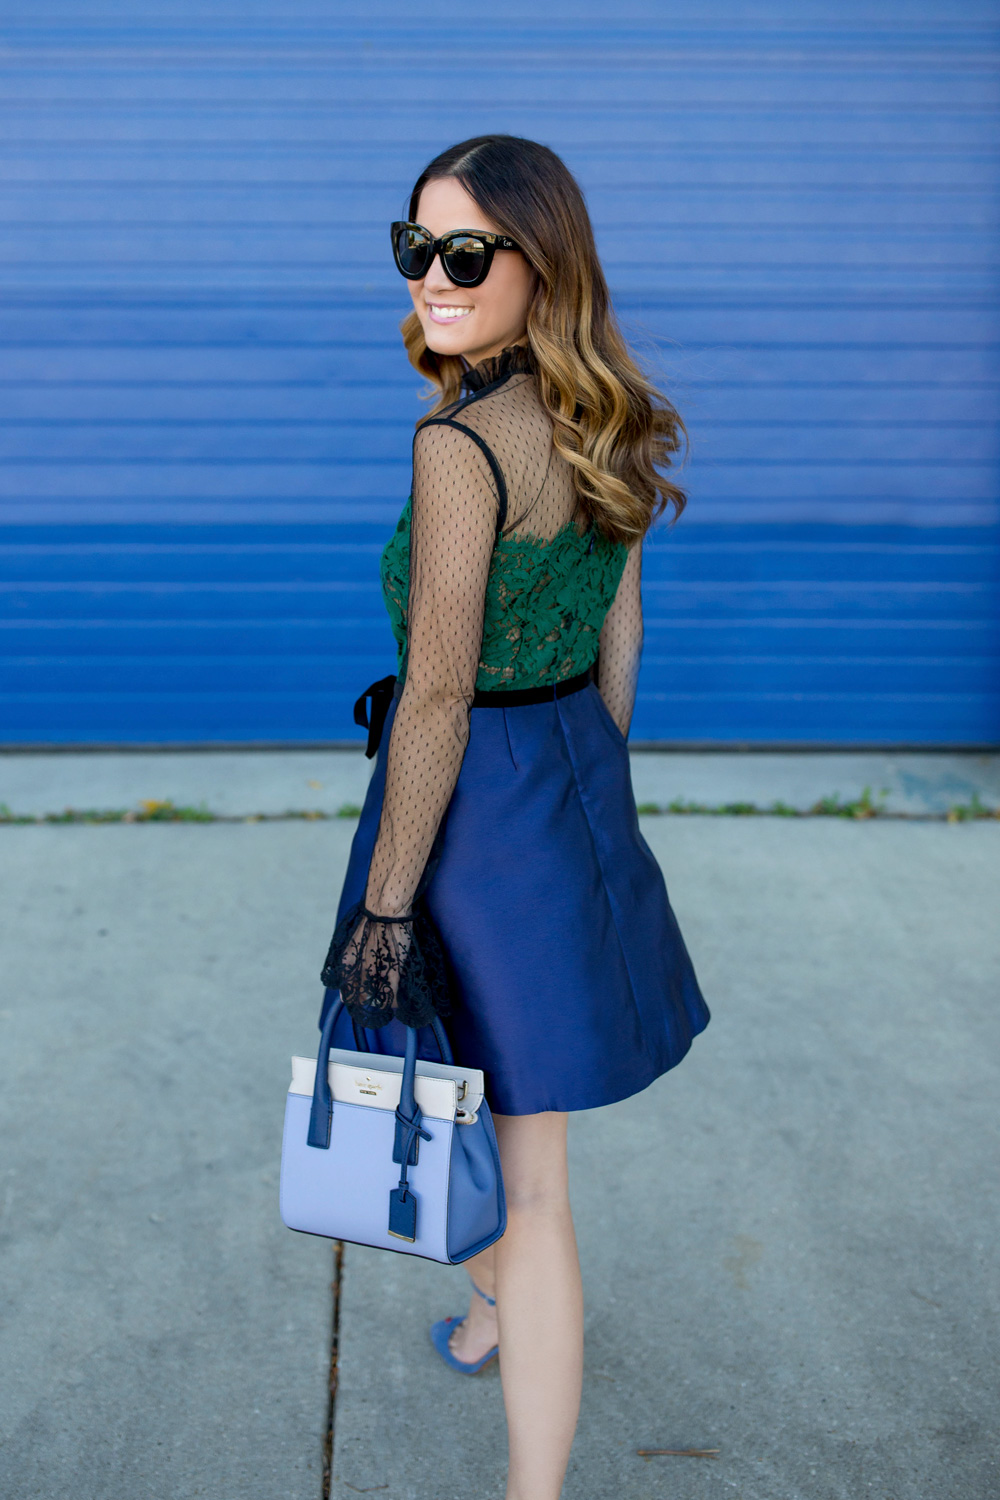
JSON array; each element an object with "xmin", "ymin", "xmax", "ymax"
[{"xmin": 469, "ymin": 1278, "xmax": 496, "ymax": 1307}]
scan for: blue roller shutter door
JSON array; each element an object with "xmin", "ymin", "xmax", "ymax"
[{"xmin": 0, "ymin": 6, "xmax": 996, "ymax": 744}]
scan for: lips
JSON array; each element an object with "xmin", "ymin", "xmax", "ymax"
[{"xmin": 427, "ymin": 303, "xmax": 473, "ymax": 324}]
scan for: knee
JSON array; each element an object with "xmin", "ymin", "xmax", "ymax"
[
  {"xmin": 494, "ymin": 1112, "xmax": 571, "ymax": 1218},
  {"xmin": 502, "ymin": 1166, "xmax": 571, "ymax": 1219}
]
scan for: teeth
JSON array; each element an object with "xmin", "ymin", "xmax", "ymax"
[{"xmin": 431, "ymin": 305, "xmax": 472, "ymax": 319}]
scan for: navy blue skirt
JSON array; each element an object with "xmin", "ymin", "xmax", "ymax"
[{"xmin": 325, "ymin": 681, "xmax": 709, "ymax": 1115}]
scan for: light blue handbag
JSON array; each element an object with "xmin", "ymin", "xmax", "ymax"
[{"xmin": 280, "ymin": 996, "xmax": 506, "ymax": 1263}]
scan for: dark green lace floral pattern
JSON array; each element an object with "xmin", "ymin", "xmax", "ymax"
[{"xmin": 380, "ymin": 495, "xmax": 628, "ymax": 691}]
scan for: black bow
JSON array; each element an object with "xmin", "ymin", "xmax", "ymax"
[{"xmin": 353, "ymin": 675, "xmax": 398, "ymax": 759}]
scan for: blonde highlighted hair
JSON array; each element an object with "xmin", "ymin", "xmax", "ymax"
[{"xmin": 399, "ymin": 134, "xmax": 686, "ymax": 545}]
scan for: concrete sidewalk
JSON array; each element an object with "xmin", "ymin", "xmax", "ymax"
[
  {"xmin": 0, "ymin": 820, "xmax": 359, "ymax": 1498},
  {"xmin": 1, "ymin": 774, "xmax": 998, "ymax": 1498}
]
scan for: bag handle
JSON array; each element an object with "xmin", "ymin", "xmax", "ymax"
[
  {"xmin": 307, "ymin": 998, "xmax": 454, "ymax": 1149},
  {"xmin": 388, "ymin": 1025, "xmax": 432, "ymax": 1241}
]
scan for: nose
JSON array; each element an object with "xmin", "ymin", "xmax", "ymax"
[{"xmin": 422, "ymin": 252, "xmax": 454, "ymax": 294}]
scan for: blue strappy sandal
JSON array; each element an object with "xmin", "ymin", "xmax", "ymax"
[{"xmin": 429, "ymin": 1280, "xmax": 498, "ymax": 1375}]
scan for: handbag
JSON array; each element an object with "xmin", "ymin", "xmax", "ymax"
[{"xmin": 280, "ymin": 995, "xmax": 506, "ymax": 1263}]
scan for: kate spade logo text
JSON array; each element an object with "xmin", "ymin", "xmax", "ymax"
[{"xmin": 354, "ymin": 1074, "xmax": 383, "ymax": 1097}]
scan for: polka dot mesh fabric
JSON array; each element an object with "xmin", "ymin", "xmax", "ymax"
[
  {"xmin": 381, "ymin": 493, "xmax": 629, "ymax": 692},
  {"xmin": 321, "ymin": 346, "xmax": 646, "ymax": 1029}
]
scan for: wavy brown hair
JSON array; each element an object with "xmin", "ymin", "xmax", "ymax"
[{"xmin": 399, "ymin": 134, "xmax": 686, "ymax": 543}]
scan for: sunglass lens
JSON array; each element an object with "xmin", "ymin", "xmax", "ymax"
[
  {"xmin": 395, "ymin": 226, "xmax": 433, "ymax": 278},
  {"xmin": 443, "ymin": 234, "xmax": 487, "ymax": 285}
]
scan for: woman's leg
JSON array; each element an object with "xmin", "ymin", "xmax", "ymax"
[
  {"xmin": 493, "ymin": 1111, "xmax": 583, "ymax": 1500},
  {"xmin": 447, "ymin": 1244, "xmax": 498, "ymax": 1362}
]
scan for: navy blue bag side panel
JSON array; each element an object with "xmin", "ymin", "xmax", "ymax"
[{"xmin": 0, "ymin": 3, "xmax": 997, "ymax": 744}]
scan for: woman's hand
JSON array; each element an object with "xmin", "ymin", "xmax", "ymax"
[{"xmin": 320, "ymin": 900, "xmax": 450, "ymax": 1031}]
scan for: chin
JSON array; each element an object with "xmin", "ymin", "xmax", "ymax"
[
  {"xmin": 417, "ymin": 313, "xmax": 478, "ymax": 359},
  {"xmin": 422, "ymin": 330, "xmax": 474, "ymax": 359}
]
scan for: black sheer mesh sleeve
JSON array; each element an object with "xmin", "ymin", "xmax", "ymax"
[
  {"xmin": 322, "ymin": 420, "xmax": 500, "ymax": 1028},
  {"xmin": 597, "ymin": 540, "xmax": 643, "ymax": 737}
]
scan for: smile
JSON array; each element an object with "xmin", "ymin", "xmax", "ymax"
[{"xmin": 428, "ymin": 304, "xmax": 473, "ymax": 323}]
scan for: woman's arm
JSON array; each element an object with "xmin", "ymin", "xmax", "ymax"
[
  {"xmin": 597, "ymin": 540, "xmax": 643, "ymax": 738},
  {"xmin": 365, "ymin": 421, "xmax": 498, "ymax": 915},
  {"xmin": 321, "ymin": 421, "xmax": 499, "ymax": 1028}
]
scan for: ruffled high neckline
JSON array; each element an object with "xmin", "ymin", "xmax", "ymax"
[{"xmin": 460, "ymin": 343, "xmax": 535, "ymax": 393}]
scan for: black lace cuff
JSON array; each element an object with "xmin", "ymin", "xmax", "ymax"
[{"xmin": 320, "ymin": 898, "xmax": 453, "ymax": 1030}]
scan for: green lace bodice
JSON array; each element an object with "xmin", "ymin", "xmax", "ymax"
[
  {"xmin": 351, "ymin": 344, "xmax": 646, "ymax": 1002},
  {"xmin": 380, "ymin": 494, "xmax": 628, "ymax": 691}
]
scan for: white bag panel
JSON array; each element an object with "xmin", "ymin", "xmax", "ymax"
[
  {"xmin": 290, "ymin": 1054, "xmax": 457, "ymax": 1122},
  {"xmin": 289, "ymin": 1045, "xmax": 484, "ymax": 1116}
]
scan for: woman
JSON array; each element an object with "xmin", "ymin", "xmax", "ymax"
[{"xmin": 321, "ymin": 134, "xmax": 709, "ymax": 1500}]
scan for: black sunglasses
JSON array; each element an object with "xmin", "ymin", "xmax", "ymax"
[{"xmin": 391, "ymin": 221, "xmax": 521, "ymax": 288}]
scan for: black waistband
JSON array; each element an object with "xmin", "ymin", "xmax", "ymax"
[
  {"xmin": 353, "ymin": 669, "xmax": 592, "ymax": 759},
  {"xmin": 469, "ymin": 669, "xmax": 593, "ymax": 708}
]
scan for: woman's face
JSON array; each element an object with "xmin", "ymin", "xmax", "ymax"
[{"xmin": 406, "ymin": 176, "xmax": 534, "ymax": 367}]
